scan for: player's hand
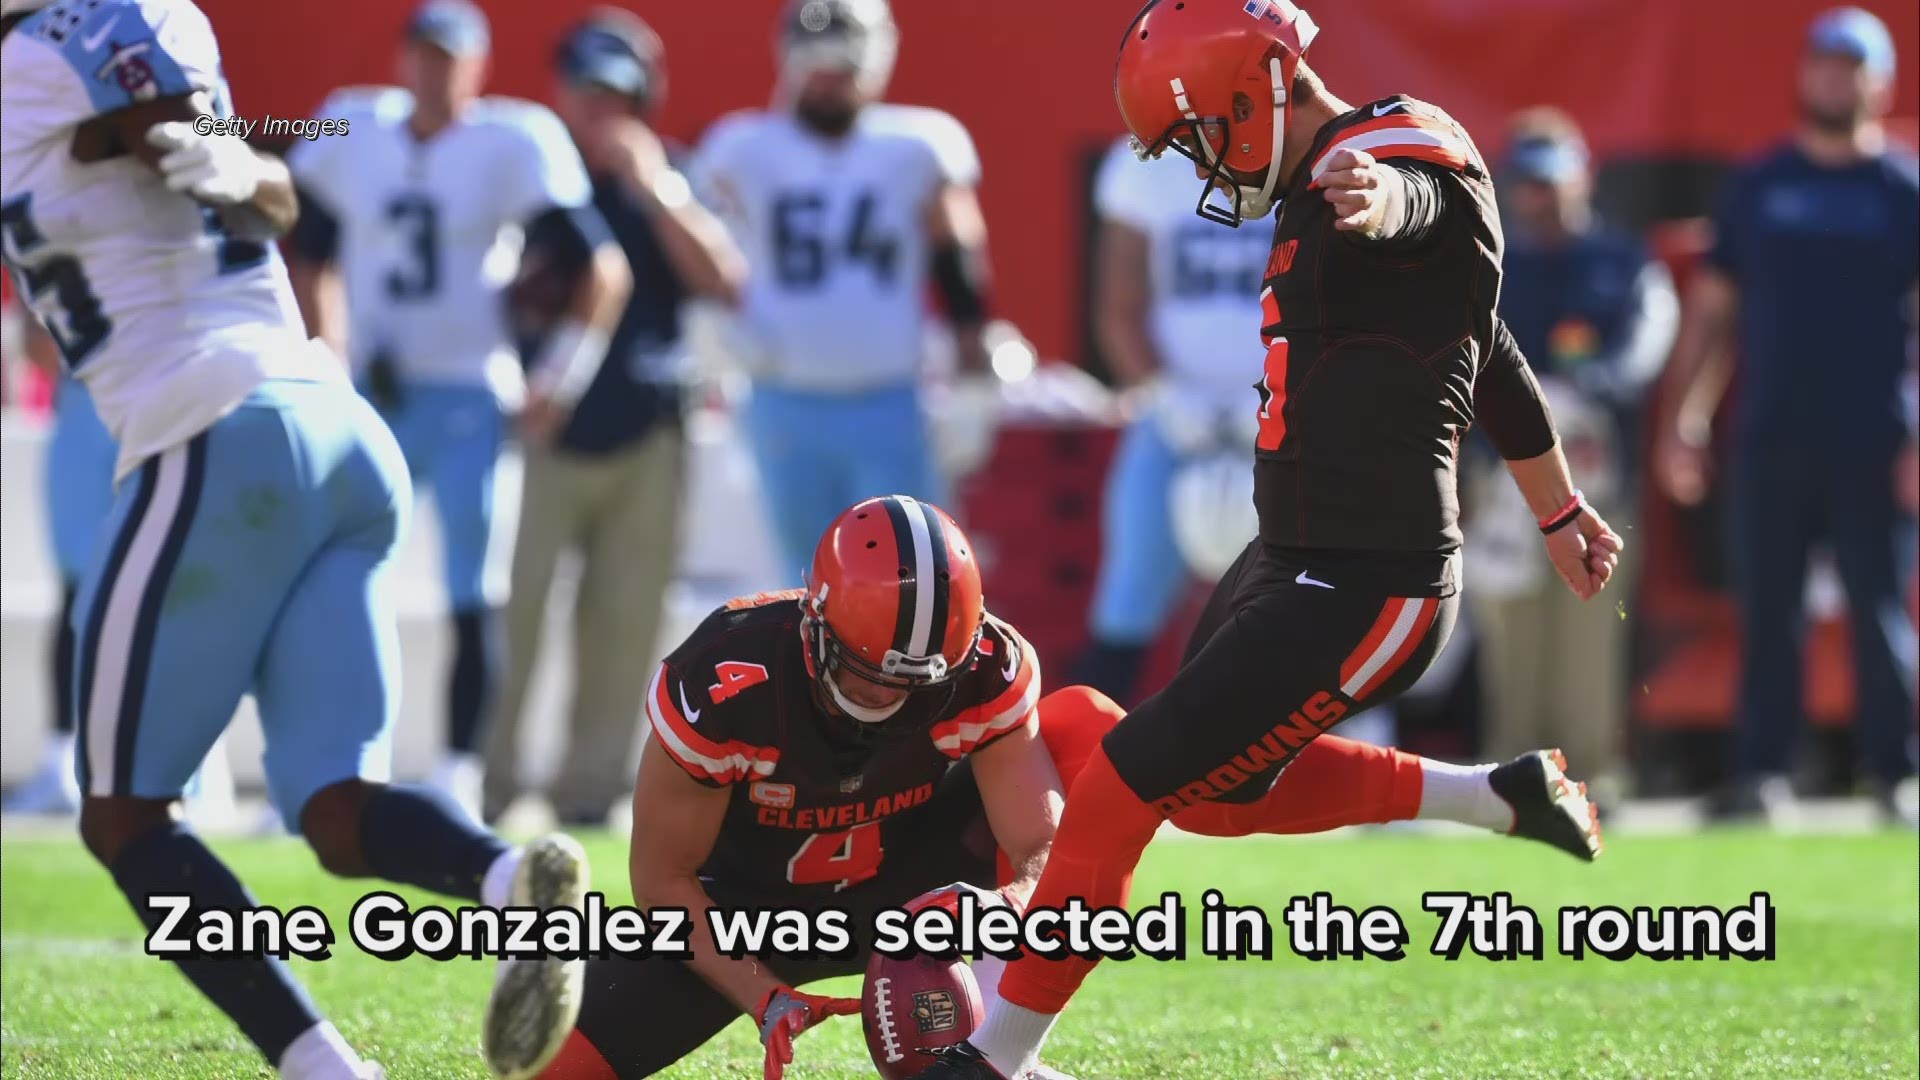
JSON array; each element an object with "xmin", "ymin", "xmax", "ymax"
[
  {"xmin": 1654, "ymin": 428, "xmax": 1712, "ymax": 506},
  {"xmin": 906, "ymin": 881, "xmax": 1022, "ymax": 917},
  {"xmin": 753, "ymin": 985, "xmax": 861, "ymax": 1080},
  {"xmin": 602, "ymin": 117, "xmax": 670, "ymax": 191},
  {"xmin": 146, "ymin": 122, "xmax": 266, "ymax": 205},
  {"xmin": 518, "ymin": 391, "xmax": 569, "ymax": 448},
  {"xmin": 1543, "ymin": 505, "xmax": 1622, "ymax": 601},
  {"xmin": 1318, "ymin": 148, "xmax": 1398, "ymax": 235}
]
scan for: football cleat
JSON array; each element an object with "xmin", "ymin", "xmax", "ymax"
[
  {"xmin": 910, "ymin": 1042, "xmax": 1011, "ymax": 1079},
  {"xmin": 481, "ymin": 834, "xmax": 591, "ymax": 1080},
  {"xmin": 1490, "ymin": 749, "xmax": 1602, "ymax": 861}
]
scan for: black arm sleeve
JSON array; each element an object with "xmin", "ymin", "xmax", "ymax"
[
  {"xmin": 1364, "ymin": 161, "xmax": 1453, "ymax": 252},
  {"xmin": 288, "ymin": 186, "xmax": 339, "ymax": 263},
  {"xmin": 1475, "ymin": 318, "xmax": 1560, "ymax": 460}
]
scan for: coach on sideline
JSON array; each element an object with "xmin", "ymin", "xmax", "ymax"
[
  {"xmin": 1657, "ymin": 7, "xmax": 1918, "ymax": 827},
  {"xmin": 483, "ymin": 9, "xmax": 746, "ymax": 826}
]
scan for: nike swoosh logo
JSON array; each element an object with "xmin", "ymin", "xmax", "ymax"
[
  {"xmin": 82, "ymin": 16, "xmax": 119, "ymax": 53},
  {"xmin": 678, "ymin": 682, "xmax": 702, "ymax": 724},
  {"xmin": 1296, "ymin": 570, "xmax": 1335, "ymax": 589},
  {"xmin": 1372, "ymin": 101, "xmax": 1409, "ymax": 117}
]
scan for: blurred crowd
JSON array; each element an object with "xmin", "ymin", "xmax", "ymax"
[{"xmin": 2, "ymin": 0, "xmax": 1914, "ymax": 829}]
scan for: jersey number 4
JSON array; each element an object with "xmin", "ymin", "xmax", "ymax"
[
  {"xmin": 771, "ymin": 191, "xmax": 899, "ymax": 288},
  {"xmin": 787, "ymin": 823, "xmax": 884, "ymax": 892},
  {"xmin": 709, "ymin": 661, "xmax": 770, "ymax": 704}
]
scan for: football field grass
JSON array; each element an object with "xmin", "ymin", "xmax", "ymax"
[{"xmin": 3, "ymin": 827, "xmax": 1915, "ymax": 1079}]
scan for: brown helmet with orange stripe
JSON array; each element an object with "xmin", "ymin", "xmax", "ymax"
[
  {"xmin": 801, "ymin": 495, "xmax": 985, "ymax": 725},
  {"xmin": 1115, "ymin": 0, "xmax": 1319, "ymax": 227}
]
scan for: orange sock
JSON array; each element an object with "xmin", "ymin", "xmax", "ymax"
[
  {"xmin": 995, "ymin": 744, "xmax": 1162, "ymax": 1014},
  {"xmin": 537, "ymin": 1029, "xmax": 617, "ymax": 1080},
  {"xmin": 1171, "ymin": 735, "xmax": 1424, "ymax": 837}
]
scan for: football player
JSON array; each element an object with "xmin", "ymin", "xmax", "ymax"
[
  {"xmin": 283, "ymin": 0, "xmax": 632, "ymax": 818},
  {"xmin": 531, "ymin": 495, "xmax": 1603, "ymax": 1080},
  {"xmin": 1, "ymin": 2, "xmax": 591, "ymax": 1078},
  {"xmin": 918, "ymin": 3, "xmax": 1618, "ymax": 1076},
  {"xmin": 688, "ymin": 0, "xmax": 1000, "ymax": 580},
  {"xmin": 1074, "ymin": 134, "xmax": 1273, "ymax": 703}
]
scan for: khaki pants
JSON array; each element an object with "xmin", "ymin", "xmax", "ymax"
[
  {"xmin": 1468, "ymin": 512, "xmax": 1636, "ymax": 788},
  {"xmin": 483, "ymin": 424, "xmax": 684, "ymax": 821}
]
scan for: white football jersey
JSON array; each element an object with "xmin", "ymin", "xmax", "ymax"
[
  {"xmin": 689, "ymin": 105, "xmax": 979, "ymax": 392},
  {"xmin": 1094, "ymin": 137, "xmax": 1272, "ymax": 406},
  {"xmin": 1, "ymin": 0, "xmax": 324, "ymax": 481},
  {"xmin": 287, "ymin": 88, "xmax": 591, "ymax": 405}
]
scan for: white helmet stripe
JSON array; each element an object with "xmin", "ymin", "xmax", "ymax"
[{"xmin": 895, "ymin": 495, "xmax": 938, "ymax": 656}]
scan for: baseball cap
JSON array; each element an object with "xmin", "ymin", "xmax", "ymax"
[
  {"xmin": 407, "ymin": 0, "xmax": 490, "ymax": 57},
  {"xmin": 1507, "ymin": 130, "xmax": 1590, "ymax": 184},
  {"xmin": 1807, "ymin": 7, "xmax": 1896, "ymax": 80},
  {"xmin": 558, "ymin": 13, "xmax": 664, "ymax": 107}
]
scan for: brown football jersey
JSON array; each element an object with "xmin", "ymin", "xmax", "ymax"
[
  {"xmin": 643, "ymin": 590, "xmax": 1040, "ymax": 899},
  {"xmin": 1253, "ymin": 95, "xmax": 1526, "ymax": 597}
]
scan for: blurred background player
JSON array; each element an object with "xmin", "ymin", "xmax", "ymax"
[
  {"xmin": 5, "ymin": 320, "xmax": 115, "ymax": 814},
  {"xmin": 1465, "ymin": 108, "xmax": 1678, "ymax": 809},
  {"xmin": 482, "ymin": 10, "xmax": 746, "ymax": 828},
  {"xmin": 0, "ymin": 1, "xmax": 593, "ymax": 1078},
  {"xmin": 284, "ymin": 0, "xmax": 631, "ymax": 819},
  {"xmin": 1656, "ymin": 6, "xmax": 1918, "ymax": 826},
  {"xmin": 688, "ymin": 0, "xmax": 999, "ymax": 581},
  {"xmin": 1072, "ymin": 135, "xmax": 1269, "ymax": 706}
]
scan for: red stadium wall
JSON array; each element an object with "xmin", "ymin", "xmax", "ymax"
[{"xmin": 208, "ymin": 0, "xmax": 1920, "ymax": 366}]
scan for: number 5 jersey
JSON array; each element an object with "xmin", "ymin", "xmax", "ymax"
[{"xmin": 1, "ymin": 0, "xmax": 319, "ymax": 482}]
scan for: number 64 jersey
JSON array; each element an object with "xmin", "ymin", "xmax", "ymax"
[
  {"xmin": 643, "ymin": 590, "xmax": 1039, "ymax": 900},
  {"xmin": 1, "ymin": 0, "xmax": 319, "ymax": 481},
  {"xmin": 688, "ymin": 105, "xmax": 979, "ymax": 392}
]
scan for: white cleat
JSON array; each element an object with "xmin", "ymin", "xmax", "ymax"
[
  {"xmin": 1028, "ymin": 1065, "xmax": 1079, "ymax": 1080},
  {"xmin": 481, "ymin": 833, "xmax": 591, "ymax": 1080},
  {"xmin": 356, "ymin": 1063, "xmax": 387, "ymax": 1080}
]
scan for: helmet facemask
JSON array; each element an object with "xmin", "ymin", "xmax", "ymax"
[
  {"xmin": 1135, "ymin": 53, "xmax": 1294, "ymax": 228},
  {"xmin": 801, "ymin": 584, "xmax": 979, "ymax": 726},
  {"xmin": 777, "ymin": 0, "xmax": 898, "ymax": 130}
]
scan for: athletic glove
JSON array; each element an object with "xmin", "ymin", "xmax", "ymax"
[
  {"xmin": 753, "ymin": 984, "xmax": 860, "ymax": 1080},
  {"xmin": 147, "ymin": 121, "xmax": 270, "ymax": 205}
]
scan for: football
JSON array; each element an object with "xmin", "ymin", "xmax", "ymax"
[{"xmin": 862, "ymin": 952, "xmax": 985, "ymax": 1079}]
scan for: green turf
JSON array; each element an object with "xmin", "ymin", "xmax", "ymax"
[{"xmin": 3, "ymin": 828, "xmax": 1915, "ymax": 1078}]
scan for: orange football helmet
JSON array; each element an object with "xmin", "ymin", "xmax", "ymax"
[
  {"xmin": 802, "ymin": 496, "xmax": 985, "ymax": 722},
  {"xmin": 1114, "ymin": 0, "xmax": 1319, "ymax": 227}
]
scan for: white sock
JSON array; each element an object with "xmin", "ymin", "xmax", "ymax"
[
  {"xmin": 970, "ymin": 1000, "xmax": 1059, "ymax": 1078},
  {"xmin": 277, "ymin": 1021, "xmax": 364, "ymax": 1080},
  {"xmin": 481, "ymin": 847, "xmax": 523, "ymax": 909},
  {"xmin": 970, "ymin": 955, "xmax": 1006, "ymax": 1004},
  {"xmin": 1417, "ymin": 760, "xmax": 1511, "ymax": 831},
  {"xmin": 43, "ymin": 732, "xmax": 76, "ymax": 774}
]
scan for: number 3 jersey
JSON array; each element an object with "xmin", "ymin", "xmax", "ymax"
[
  {"xmin": 688, "ymin": 105, "xmax": 979, "ymax": 392},
  {"xmin": 286, "ymin": 87, "xmax": 591, "ymax": 405},
  {"xmin": 644, "ymin": 590, "xmax": 1039, "ymax": 899},
  {"xmin": 1, "ymin": 0, "xmax": 320, "ymax": 481}
]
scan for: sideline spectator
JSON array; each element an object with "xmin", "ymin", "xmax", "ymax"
[{"xmin": 1657, "ymin": 7, "xmax": 1918, "ymax": 826}]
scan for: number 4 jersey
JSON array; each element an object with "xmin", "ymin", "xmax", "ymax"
[
  {"xmin": 0, "ymin": 0, "xmax": 321, "ymax": 481},
  {"xmin": 688, "ymin": 105, "xmax": 979, "ymax": 392},
  {"xmin": 644, "ymin": 589, "xmax": 1039, "ymax": 899}
]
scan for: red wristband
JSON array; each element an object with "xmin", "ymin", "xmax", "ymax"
[{"xmin": 1538, "ymin": 491, "xmax": 1585, "ymax": 535}]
